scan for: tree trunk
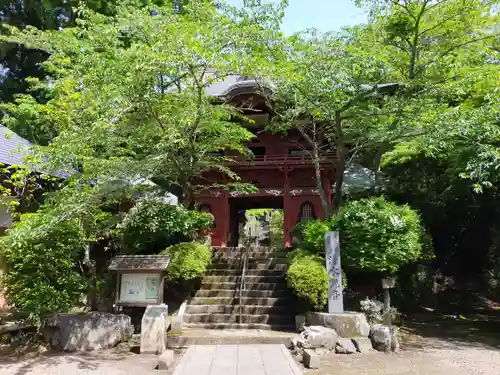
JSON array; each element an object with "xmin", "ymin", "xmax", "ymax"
[
  {"xmin": 383, "ymin": 288, "xmax": 392, "ymax": 326},
  {"xmin": 181, "ymin": 182, "xmax": 195, "ymax": 208},
  {"xmin": 333, "ymin": 111, "xmax": 346, "ymax": 213},
  {"xmin": 312, "ymin": 144, "xmax": 330, "ymax": 218}
]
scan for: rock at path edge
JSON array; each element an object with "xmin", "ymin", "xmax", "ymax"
[
  {"xmin": 44, "ymin": 312, "xmax": 134, "ymax": 352},
  {"xmin": 303, "ymin": 349, "xmax": 321, "ymax": 369},
  {"xmin": 291, "ymin": 325, "xmax": 339, "ymax": 351},
  {"xmin": 335, "ymin": 338, "xmax": 357, "ymax": 354},
  {"xmin": 370, "ymin": 324, "xmax": 399, "ymax": 353},
  {"xmin": 157, "ymin": 349, "xmax": 175, "ymax": 370}
]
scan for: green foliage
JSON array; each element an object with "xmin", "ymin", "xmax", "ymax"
[
  {"xmin": 0, "ymin": 211, "xmax": 86, "ymax": 326},
  {"xmin": 286, "ymin": 255, "xmax": 329, "ymax": 312},
  {"xmin": 298, "ymin": 220, "xmax": 331, "ymax": 256},
  {"xmin": 161, "ymin": 242, "xmax": 212, "ymax": 282},
  {"xmin": 121, "ymin": 199, "xmax": 213, "ymax": 251},
  {"xmin": 332, "ymin": 197, "xmax": 426, "ymax": 274},
  {"xmin": 0, "ymin": 1, "xmax": 267, "ymax": 206},
  {"xmin": 286, "ymin": 248, "xmax": 322, "ymax": 263}
]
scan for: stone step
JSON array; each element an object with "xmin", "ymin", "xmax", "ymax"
[
  {"xmin": 189, "ymin": 296, "xmax": 292, "ymax": 306},
  {"xmin": 213, "ymin": 246, "xmax": 284, "ymax": 252},
  {"xmin": 213, "ymin": 251, "xmax": 289, "ymax": 260},
  {"xmin": 202, "ymin": 275, "xmax": 285, "ymax": 283},
  {"xmin": 185, "ymin": 304, "xmax": 291, "ymax": 315},
  {"xmin": 209, "ymin": 263, "xmax": 288, "ymax": 271},
  {"xmin": 210, "ymin": 257, "xmax": 289, "ymax": 266},
  {"xmin": 182, "ymin": 323, "xmax": 295, "ymax": 331},
  {"xmin": 200, "ymin": 281, "xmax": 286, "ymax": 291},
  {"xmin": 206, "ymin": 269, "xmax": 285, "ymax": 276},
  {"xmin": 183, "ymin": 313, "xmax": 295, "ymax": 325},
  {"xmin": 167, "ymin": 328, "xmax": 295, "ymax": 348},
  {"xmin": 194, "ymin": 289, "xmax": 286, "ymax": 298}
]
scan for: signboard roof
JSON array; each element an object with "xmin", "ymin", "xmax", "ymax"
[{"xmin": 108, "ymin": 255, "xmax": 171, "ymax": 272}]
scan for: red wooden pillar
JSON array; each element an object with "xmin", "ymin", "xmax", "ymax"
[
  {"xmin": 221, "ymin": 191, "xmax": 229, "ymax": 247},
  {"xmin": 283, "ymin": 168, "xmax": 292, "ymax": 248}
]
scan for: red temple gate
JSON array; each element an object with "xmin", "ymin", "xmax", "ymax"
[{"xmin": 195, "ymin": 78, "xmax": 337, "ymax": 248}]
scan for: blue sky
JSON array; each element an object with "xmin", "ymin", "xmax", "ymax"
[{"xmin": 226, "ymin": 0, "xmax": 367, "ymax": 34}]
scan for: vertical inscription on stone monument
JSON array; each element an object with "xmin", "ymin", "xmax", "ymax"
[{"xmin": 325, "ymin": 231, "xmax": 344, "ymax": 313}]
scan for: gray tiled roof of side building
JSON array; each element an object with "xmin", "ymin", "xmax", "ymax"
[{"xmin": 0, "ymin": 125, "xmax": 32, "ymax": 167}]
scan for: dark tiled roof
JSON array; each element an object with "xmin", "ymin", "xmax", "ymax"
[
  {"xmin": 108, "ymin": 255, "xmax": 171, "ymax": 272},
  {"xmin": 0, "ymin": 125, "xmax": 32, "ymax": 166}
]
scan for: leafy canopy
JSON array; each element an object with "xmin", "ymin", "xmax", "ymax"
[{"xmin": 1, "ymin": 0, "xmax": 273, "ymax": 205}]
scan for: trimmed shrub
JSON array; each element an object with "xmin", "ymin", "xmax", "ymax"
[
  {"xmin": 286, "ymin": 248, "xmax": 320, "ymax": 263},
  {"xmin": 332, "ymin": 196, "xmax": 427, "ymax": 274},
  {"xmin": 286, "ymin": 255, "xmax": 329, "ymax": 312},
  {"xmin": 161, "ymin": 242, "xmax": 212, "ymax": 282},
  {"xmin": 286, "ymin": 247, "xmax": 348, "ymax": 311}
]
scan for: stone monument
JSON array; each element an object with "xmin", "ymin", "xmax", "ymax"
[
  {"xmin": 305, "ymin": 231, "xmax": 371, "ymax": 338},
  {"xmin": 325, "ymin": 231, "xmax": 343, "ymax": 313},
  {"xmin": 140, "ymin": 304, "xmax": 168, "ymax": 354}
]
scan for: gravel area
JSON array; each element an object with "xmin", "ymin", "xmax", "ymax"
[
  {"xmin": 0, "ymin": 351, "xmax": 161, "ymax": 375},
  {"xmin": 1, "ymin": 336, "xmax": 499, "ymax": 375},
  {"xmin": 298, "ymin": 337, "xmax": 500, "ymax": 375}
]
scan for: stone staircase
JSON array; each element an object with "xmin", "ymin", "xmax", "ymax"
[{"xmin": 183, "ymin": 247, "xmax": 295, "ymax": 331}]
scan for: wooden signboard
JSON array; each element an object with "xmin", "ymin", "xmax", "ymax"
[{"xmin": 108, "ymin": 255, "xmax": 170, "ymax": 308}]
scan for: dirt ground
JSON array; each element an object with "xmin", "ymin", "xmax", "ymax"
[
  {"xmin": 301, "ymin": 338, "xmax": 500, "ymax": 375},
  {"xmin": 1, "ymin": 315, "xmax": 500, "ymax": 375},
  {"xmin": 300, "ymin": 314, "xmax": 500, "ymax": 375}
]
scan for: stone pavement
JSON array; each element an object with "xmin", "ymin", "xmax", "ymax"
[{"xmin": 172, "ymin": 344, "xmax": 303, "ymax": 375}]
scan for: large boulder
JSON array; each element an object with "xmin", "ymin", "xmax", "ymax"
[
  {"xmin": 44, "ymin": 312, "xmax": 134, "ymax": 352},
  {"xmin": 369, "ymin": 324, "xmax": 399, "ymax": 353},
  {"xmin": 290, "ymin": 325, "xmax": 338, "ymax": 351},
  {"xmin": 307, "ymin": 312, "xmax": 370, "ymax": 337}
]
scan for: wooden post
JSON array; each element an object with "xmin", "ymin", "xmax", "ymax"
[
  {"xmin": 114, "ymin": 273, "xmax": 121, "ymax": 312},
  {"xmin": 158, "ymin": 275, "xmax": 165, "ymax": 305},
  {"xmin": 383, "ymin": 289, "xmax": 391, "ymax": 326},
  {"xmin": 381, "ymin": 277, "xmax": 395, "ymax": 326}
]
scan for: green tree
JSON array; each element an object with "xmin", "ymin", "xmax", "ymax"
[
  {"xmin": 1, "ymin": 1, "xmax": 266, "ymax": 205},
  {"xmin": 0, "ymin": 0, "xmax": 188, "ymax": 143},
  {"xmin": 355, "ymin": 0, "xmax": 500, "ymax": 192},
  {"xmin": 260, "ymin": 0, "xmax": 499, "ymax": 214},
  {"xmin": 0, "ymin": 0, "xmax": 282, "ymax": 322}
]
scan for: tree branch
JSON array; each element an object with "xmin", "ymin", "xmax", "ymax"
[{"xmin": 415, "ymin": 35, "xmax": 498, "ymax": 76}]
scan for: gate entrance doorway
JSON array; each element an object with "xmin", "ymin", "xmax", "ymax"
[{"xmin": 228, "ymin": 196, "xmax": 283, "ymax": 247}]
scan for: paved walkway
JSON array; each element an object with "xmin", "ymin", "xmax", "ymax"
[{"xmin": 172, "ymin": 344, "xmax": 302, "ymax": 375}]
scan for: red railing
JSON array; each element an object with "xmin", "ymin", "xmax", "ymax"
[{"xmin": 229, "ymin": 152, "xmax": 338, "ymax": 166}]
